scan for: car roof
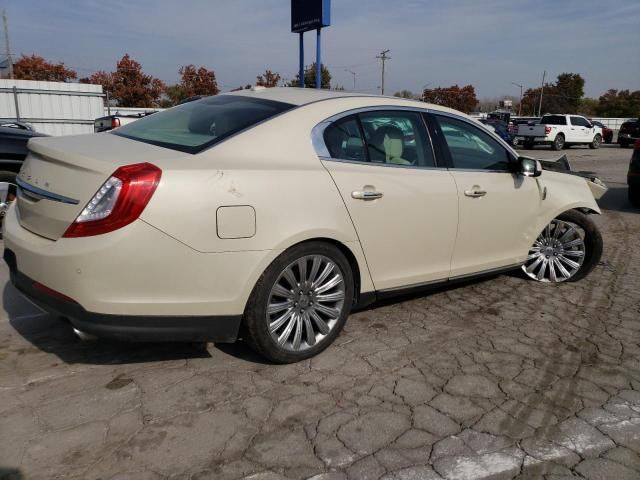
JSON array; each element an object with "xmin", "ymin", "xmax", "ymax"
[
  {"xmin": 223, "ymin": 87, "xmax": 466, "ymax": 117},
  {"xmin": 222, "ymin": 87, "xmax": 369, "ymax": 106}
]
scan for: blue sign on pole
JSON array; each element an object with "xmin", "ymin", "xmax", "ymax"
[
  {"xmin": 291, "ymin": 0, "xmax": 331, "ymax": 33},
  {"xmin": 292, "ymin": 0, "xmax": 331, "ymax": 89}
]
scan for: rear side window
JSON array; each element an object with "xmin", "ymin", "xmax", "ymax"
[
  {"xmin": 541, "ymin": 115, "xmax": 567, "ymax": 126},
  {"xmin": 324, "ymin": 116, "xmax": 367, "ymax": 162},
  {"xmin": 114, "ymin": 95, "xmax": 294, "ymax": 154}
]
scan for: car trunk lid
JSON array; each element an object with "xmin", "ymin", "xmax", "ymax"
[{"xmin": 15, "ymin": 133, "xmax": 175, "ymax": 240}]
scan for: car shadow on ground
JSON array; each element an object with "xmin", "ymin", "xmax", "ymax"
[
  {"xmin": 3, "ymin": 282, "xmax": 212, "ymax": 365},
  {"xmin": 597, "ymin": 185, "xmax": 639, "ymax": 214}
]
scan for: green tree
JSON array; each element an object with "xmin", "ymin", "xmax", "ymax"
[
  {"xmin": 520, "ymin": 73, "xmax": 586, "ymax": 115},
  {"xmin": 256, "ymin": 70, "xmax": 282, "ymax": 88},
  {"xmin": 289, "ymin": 63, "xmax": 332, "ymax": 89},
  {"xmin": 595, "ymin": 89, "xmax": 640, "ymax": 117}
]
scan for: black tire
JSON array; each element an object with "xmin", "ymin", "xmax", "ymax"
[
  {"xmin": 242, "ymin": 241, "xmax": 355, "ymax": 363},
  {"xmin": 630, "ymin": 187, "xmax": 640, "ymax": 208},
  {"xmin": 557, "ymin": 210, "xmax": 602, "ymax": 282},
  {"xmin": 589, "ymin": 134, "xmax": 602, "ymax": 149},
  {"xmin": 551, "ymin": 134, "xmax": 565, "ymax": 151}
]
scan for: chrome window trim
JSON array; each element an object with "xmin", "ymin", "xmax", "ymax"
[
  {"xmin": 311, "ymin": 105, "xmax": 521, "ymax": 173},
  {"xmin": 16, "ymin": 177, "xmax": 79, "ymax": 205},
  {"xmin": 311, "ymin": 106, "xmax": 441, "ymax": 170}
]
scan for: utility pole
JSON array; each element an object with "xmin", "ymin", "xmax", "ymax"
[
  {"xmin": 344, "ymin": 69, "xmax": 356, "ymax": 91},
  {"xmin": 537, "ymin": 70, "xmax": 546, "ymax": 117},
  {"xmin": 511, "ymin": 82, "xmax": 523, "ymax": 116},
  {"xmin": 2, "ymin": 10, "xmax": 12, "ymax": 79},
  {"xmin": 376, "ymin": 49, "xmax": 390, "ymax": 95}
]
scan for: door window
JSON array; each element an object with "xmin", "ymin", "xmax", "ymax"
[
  {"xmin": 435, "ymin": 115, "xmax": 511, "ymax": 171},
  {"xmin": 359, "ymin": 111, "xmax": 435, "ymax": 167},
  {"xmin": 570, "ymin": 116, "xmax": 589, "ymax": 127},
  {"xmin": 323, "ymin": 116, "xmax": 366, "ymax": 161}
]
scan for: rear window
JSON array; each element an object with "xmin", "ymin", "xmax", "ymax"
[
  {"xmin": 113, "ymin": 95, "xmax": 295, "ymax": 154},
  {"xmin": 541, "ymin": 115, "xmax": 567, "ymax": 126}
]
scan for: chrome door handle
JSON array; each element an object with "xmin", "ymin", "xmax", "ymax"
[
  {"xmin": 464, "ymin": 189, "xmax": 487, "ymax": 198},
  {"xmin": 352, "ymin": 190, "xmax": 383, "ymax": 200}
]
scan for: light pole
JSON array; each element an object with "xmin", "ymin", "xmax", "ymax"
[
  {"xmin": 511, "ymin": 82, "xmax": 523, "ymax": 116},
  {"xmin": 376, "ymin": 49, "xmax": 390, "ymax": 95},
  {"xmin": 344, "ymin": 69, "xmax": 356, "ymax": 91}
]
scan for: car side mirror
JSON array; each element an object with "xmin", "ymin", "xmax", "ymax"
[{"xmin": 518, "ymin": 157, "xmax": 542, "ymax": 177}]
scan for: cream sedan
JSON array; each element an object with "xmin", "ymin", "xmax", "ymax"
[{"xmin": 3, "ymin": 88, "xmax": 603, "ymax": 363}]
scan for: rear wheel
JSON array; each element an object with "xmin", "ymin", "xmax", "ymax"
[
  {"xmin": 589, "ymin": 134, "xmax": 602, "ymax": 149},
  {"xmin": 242, "ymin": 242, "xmax": 355, "ymax": 363},
  {"xmin": 551, "ymin": 134, "xmax": 565, "ymax": 151},
  {"xmin": 523, "ymin": 210, "xmax": 602, "ymax": 283}
]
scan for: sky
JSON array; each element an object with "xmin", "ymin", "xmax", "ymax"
[{"xmin": 6, "ymin": 0, "xmax": 640, "ymax": 99}]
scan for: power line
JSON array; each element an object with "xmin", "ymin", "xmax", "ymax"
[{"xmin": 376, "ymin": 49, "xmax": 390, "ymax": 95}]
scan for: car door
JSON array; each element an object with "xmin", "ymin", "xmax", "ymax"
[
  {"xmin": 428, "ymin": 113, "xmax": 543, "ymax": 278},
  {"xmin": 570, "ymin": 116, "xmax": 590, "ymax": 143},
  {"xmin": 319, "ymin": 110, "xmax": 459, "ymax": 291}
]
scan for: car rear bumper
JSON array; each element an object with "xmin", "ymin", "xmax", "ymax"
[{"xmin": 4, "ymin": 248, "xmax": 241, "ymax": 342}]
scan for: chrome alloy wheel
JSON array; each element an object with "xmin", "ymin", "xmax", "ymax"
[
  {"xmin": 523, "ymin": 219, "xmax": 586, "ymax": 282},
  {"xmin": 267, "ymin": 255, "xmax": 345, "ymax": 351},
  {"xmin": 0, "ymin": 181, "xmax": 16, "ymax": 219}
]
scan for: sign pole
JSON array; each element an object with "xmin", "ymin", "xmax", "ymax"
[
  {"xmin": 299, "ymin": 32, "xmax": 305, "ymax": 88},
  {"xmin": 316, "ymin": 28, "xmax": 321, "ymax": 89}
]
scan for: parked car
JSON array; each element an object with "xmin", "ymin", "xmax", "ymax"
[
  {"xmin": 589, "ymin": 120, "xmax": 613, "ymax": 144},
  {"xmin": 517, "ymin": 114, "xmax": 602, "ymax": 150},
  {"xmin": 94, "ymin": 111, "xmax": 157, "ymax": 133},
  {"xmin": 0, "ymin": 125, "xmax": 48, "ymax": 225},
  {"xmin": 629, "ymin": 139, "xmax": 640, "ymax": 207},
  {"xmin": 479, "ymin": 119, "xmax": 513, "ymax": 145},
  {"xmin": 618, "ymin": 118, "xmax": 640, "ymax": 148},
  {"xmin": 3, "ymin": 89, "xmax": 605, "ymax": 363}
]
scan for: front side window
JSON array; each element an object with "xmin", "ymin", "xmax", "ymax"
[
  {"xmin": 359, "ymin": 111, "xmax": 435, "ymax": 167},
  {"xmin": 570, "ymin": 116, "xmax": 589, "ymax": 127},
  {"xmin": 435, "ymin": 115, "xmax": 511, "ymax": 171},
  {"xmin": 114, "ymin": 95, "xmax": 295, "ymax": 154}
]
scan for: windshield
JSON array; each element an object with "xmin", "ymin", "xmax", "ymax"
[{"xmin": 113, "ymin": 95, "xmax": 295, "ymax": 154}]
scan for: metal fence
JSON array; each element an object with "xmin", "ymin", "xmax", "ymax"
[{"xmin": 0, "ymin": 79, "xmax": 104, "ymax": 136}]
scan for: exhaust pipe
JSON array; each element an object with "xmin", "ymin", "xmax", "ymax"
[{"xmin": 73, "ymin": 328, "xmax": 97, "ymax": 341}]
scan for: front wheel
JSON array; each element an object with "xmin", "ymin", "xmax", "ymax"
[
  {"xmin": 523, "ymin": 210, "xmax": 602, "ymax": 283},
  {"xmin": 630, "ymin": 187, "xmax": 640, "ymax": 208},
  {"xmin": 589, "ymin": 134, "xmax": 602, "ymax": 149},
  {"xmin": 242, "ymin": 242, "xmax": 355, "ymax": 363}
]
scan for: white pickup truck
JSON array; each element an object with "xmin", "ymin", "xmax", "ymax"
[{"xmin": 517, "ymin": 114, "xmax": 602, "ymax": 150}]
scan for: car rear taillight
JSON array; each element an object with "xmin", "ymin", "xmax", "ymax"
[
  {"xmin": 111, "ymin": 118, "xmax": 121, "ymax": 129},
  {"xmin": 635, "ymin": 139, "xmax": 640, "ymax": 150},
  {"xmin": 545, "ymin": 126, "xmax": 552, "ymax": 135},
  {"xmin": 63, "ymin": 163, "xmax": 161, "ymax": 238}
]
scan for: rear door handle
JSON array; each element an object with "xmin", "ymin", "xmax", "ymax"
[
  {"xmin": 352, "ymin": 190, "xmax": 383, "ymax": 200},
  {"xmin": 464, "ymin": 188, "xmax": 487, "ymax": 198}
]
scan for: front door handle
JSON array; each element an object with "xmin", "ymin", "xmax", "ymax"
[
  {"xmin": 464, "ymin": 188, "xmax": 487, "ymax": 198},
  {"xmin": 352, "ymin": 190, "xmax": 383, "ymax": 200}
]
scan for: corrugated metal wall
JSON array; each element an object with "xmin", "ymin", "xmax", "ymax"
[{"xmin": 0, "ymin": 79, "xmax": 104, "ymax": 136}]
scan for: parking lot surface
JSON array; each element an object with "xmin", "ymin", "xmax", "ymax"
[{"xmin": 1, "ymin": 145, "xmax": 639, "ymax": 480}]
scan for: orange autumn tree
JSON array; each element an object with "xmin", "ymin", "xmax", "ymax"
[{"xmin": 14, "ymin": 54, "xmax": 77, "ymax": 82}]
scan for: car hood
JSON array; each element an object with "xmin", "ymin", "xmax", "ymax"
[{"xmin": 538, "ymin": 154, "xmax": 607, "ymax": 200}]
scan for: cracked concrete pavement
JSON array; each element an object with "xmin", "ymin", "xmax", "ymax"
[{"xmin": 1, "ymin": 145, "xmax": 639, "ymax": 480}]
